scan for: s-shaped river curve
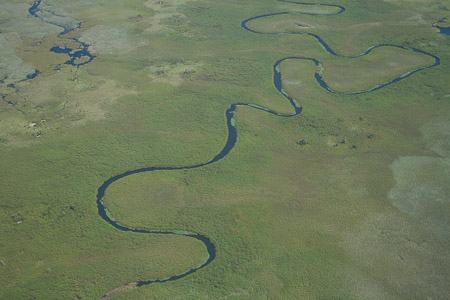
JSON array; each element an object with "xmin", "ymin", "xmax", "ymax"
[{"xmin": 98, "ymin": 1, "xmax": 440, "ymax": 298}]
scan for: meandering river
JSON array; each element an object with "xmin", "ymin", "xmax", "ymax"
[
  {"xmin": 26, "ymin": 1, "xmax": 441, "ymax": 298},
  {"xmin": 98, "ymin": 5, "xmax": 440, "ymax": 299}
]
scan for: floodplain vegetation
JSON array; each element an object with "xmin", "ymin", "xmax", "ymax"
[{"xmin": 1, "ymin": 0, "xmax": 449, "ymax": 299}]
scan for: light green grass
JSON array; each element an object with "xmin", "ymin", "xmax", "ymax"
[{"xmin": 1, "ymin": 0, "xmax": 449, "ymax": 299}]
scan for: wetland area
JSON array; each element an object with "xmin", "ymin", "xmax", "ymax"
[{"xmin": 1, "ymin": 0, "xmax": 449, "ymax": 299}]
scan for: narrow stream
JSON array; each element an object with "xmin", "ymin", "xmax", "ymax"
[
  {"xmin": 98, "ymin": 1, "xmax": 441, "ymax": 298},
  {"xmin": 29, "ymin": 0, "xmax": 95, "ymax": 66}
]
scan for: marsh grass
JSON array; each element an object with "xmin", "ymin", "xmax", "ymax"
[
  {"xmin": 1, "ymin": 0, "xmax": 449, "ymax": 299},
  {"xmin": 322, "ymin": 46, "xmax": 436, "ymax": 92}
]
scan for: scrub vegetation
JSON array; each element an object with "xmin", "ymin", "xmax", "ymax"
[{"xmin": 1, "ymin": 0, "xmax": 449, "ymax": 299}]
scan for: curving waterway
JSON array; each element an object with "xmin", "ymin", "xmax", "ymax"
[
  {"xmin": 26, "ymin": 1, "xmax": 441, "ymax": 298},
  {"xmin": 433, "ymin": 18, "xmax": 450, "ymax": 36},
  {"xmin": 29, "ymin": 0, "xmax": 95, "ymax": 67},
  {"xmin": 242, "ymin": 14, "xmax": 440, "ymax": 94},
  {"xmin": 97, "ymin": 3, "xmax": 442, "ymax": 299}
]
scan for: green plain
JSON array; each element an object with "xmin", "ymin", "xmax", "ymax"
[{"xmin": 1, "ymin": 0, "xmax": 449, "ymax": 299}]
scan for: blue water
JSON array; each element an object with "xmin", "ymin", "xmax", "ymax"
[
  {"xmin": 278, "ymin": 0, "xmax": 345, "ymax": 15},
  {"xmin": 26, "ymin": 70, "xmax": 40, "ymax": 80},
  {"xmin": 28, "ymin": 0, "xmax": 41, "ymax": 15},
  {"xmin": 433, "ymin": 18, "xmax": 450, "ymax": 36},
  {"xmin": 50, "ymin": 46, "xmax": 71, "ymax": 54},
  {"xmin": 29, "ymin": 1, "xmax": 95, "ymax": 67},
  {"xmin": 435, "ymin": 25, "xmax": 450, "ymax": 36}
]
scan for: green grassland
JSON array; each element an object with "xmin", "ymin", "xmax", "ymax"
[{"xmin": 1, "ymin": 0, "xmax": 449, "ymax": 299}]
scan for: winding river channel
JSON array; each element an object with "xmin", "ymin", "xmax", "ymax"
[
  {"xmin": 29, "ymin": 0, "xmax": 95, "ymax": 66},
  {"xmin": 27, "ymin": 1, "xmax": 441, "ymax": 298},
  {"xmin": 98, "ymin": 4, "xmax": 440, "ymax": 299}
]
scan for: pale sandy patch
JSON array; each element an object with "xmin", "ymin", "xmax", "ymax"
[{"xmin": 147, "ymin": 61, "xmax": 201, "ymax": 86}]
